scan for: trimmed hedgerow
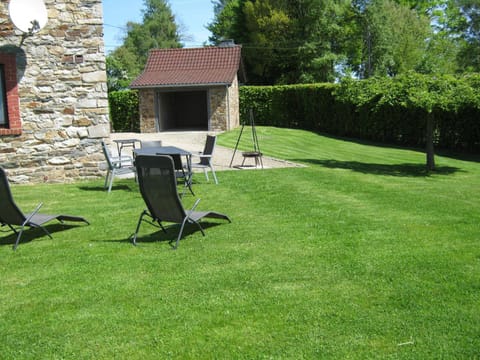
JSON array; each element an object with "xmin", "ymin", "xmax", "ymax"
[
  {"xmin": 108, "ymin": 90, "xmax": 140, "ymax": 132},
  {"xmin": 239, "ymin": 73, "xmax": 480, "ymax": 152},
  {"xmin": 107, "ymin": 74, "xmax": 480, "ymax": 152}
]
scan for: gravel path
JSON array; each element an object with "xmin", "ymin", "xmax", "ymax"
[{"xmin": 109, "ymin": 131, "xmax": 303, "ymax": 171}]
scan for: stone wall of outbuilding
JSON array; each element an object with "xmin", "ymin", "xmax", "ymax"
[
  {"xmin": 0, "ymin": 0, "xmax": 109, "ymax": 183},
  {"xmin": 138, "ymin": 88, "xmax": 156, "ymax": 133},
  {"xmin": 138, "ymin": 75, "xmax": 240, "ymax": 133}
]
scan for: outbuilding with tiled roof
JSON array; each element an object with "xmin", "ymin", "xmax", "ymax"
[{"xmin": 131, "ymin": 44, "xmax": 243, "ymax": 132}]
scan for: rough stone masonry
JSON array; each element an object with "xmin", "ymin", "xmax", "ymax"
[{"xmin": 0, "ymin": 0, "xmax": 109, "ymax": 183}]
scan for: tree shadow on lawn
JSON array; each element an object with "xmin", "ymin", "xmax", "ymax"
[
  {"xmin": 77, "ymin": 184, "xmax": 135, "ymax": 192},
  {"xmin": 0, "ymin": 224, "xmax": 83, "ymax": 248},
  {"xmin": 314, "ymin": 131, "xmax": 480, "ymax": 164},
  {"xmin": 299, "ymin": 159, "xmax": 462, "ymax": 177},
  {"xmin": 103, "ymin": 221, "xmax": 225, "ymax": 249}
]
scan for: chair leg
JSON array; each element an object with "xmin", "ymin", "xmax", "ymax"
[
  {"xmin": 108, "ymin": 169, "xmax": 115, "ymax": 193},
  {"xmin": 104, "ymin": 170, "xmax": 111, "ymax": 189},
  {"xmin": 37, "ymin": 225, "xmax": 53, "ymax": 239},
  {"xmin": 132, "ymin": 210, "xmax": 147, "ymax": 245},
  {"xmin": 186, "ymin": 178, "xmax": 195, "ymax": 196},
  {"xmin": 174, "ymin": 218, "xmax": 189, "ymax": 249},
  {"xmin": 7, "ymin": 224, "xmax": 18, "ymax": 235},
  {"xmin": 173, "ymin": 218, "xmax": 205, "ymax": 250},
  {"xmin": 210, "ymin": 165, "xmax": 218, "ymax": 184},
  {"xmin": 13, "ymin": 227, "xmax": 25, "ymax": 250},
  {"xmin": 203, "ymin": 168, "xmax": 209, "ymax": 182},
  {"xmin": 132, "ymin": 211, "xmax": 167, "ymax": 245},
  {"xmin": 13, "ymin": 224, "xmax": 52, "ymax": 251}
]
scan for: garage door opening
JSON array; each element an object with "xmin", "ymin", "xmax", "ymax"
[{"xmin": 156, "ymin": 90, "xmax": 208, "ymax": 131}]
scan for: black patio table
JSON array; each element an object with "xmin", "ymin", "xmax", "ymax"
[{"xmin": 134, "ymin": 146, "xmax": 193, "ymax": 193}]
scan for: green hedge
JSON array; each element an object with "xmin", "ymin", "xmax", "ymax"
[
  {"xmin": 108, "ymin": 74, "xmax": 480, "ymax": 152},
  {"xmin": 108, "ymin": 90, "xmax": 140, "ymax": 132},
  {"xmin": 240, "ymin": 74, "xmax": 480, "ymax": 152}
]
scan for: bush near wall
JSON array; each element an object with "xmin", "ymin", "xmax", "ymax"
[
  {"xmin": 108, "ymin": 90, "xmax": 140, "ymax": 132},
  {"xmin": 240, "ymin": 73, "xmax": 480, "ymax": 153}
]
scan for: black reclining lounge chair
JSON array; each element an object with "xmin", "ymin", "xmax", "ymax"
[
  {"xmin": 0, "ymin": 168, "xmax": 89, "ymax": 250},
  {"xmin": 132, "ymin": 155, "xmax": 231, "ymax": 249}
]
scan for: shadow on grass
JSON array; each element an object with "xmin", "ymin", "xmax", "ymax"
[
  {"xmin": 300, "ymin": 159, "xmax": 462, "ymax": 177},
  {"xmin": 312, "ymin": 131, "xmax": 480, "ymax": 163},
  {"xmin": 0, "ymin": 224, "xmax": 84, "ymax": 248},
  {"xmin": 105, "ymin": 222, "xmax": 225, "ymax": 249},
  {"xmin": 77, "ymin": 184, "xmax": 135, "ymax": 192}
]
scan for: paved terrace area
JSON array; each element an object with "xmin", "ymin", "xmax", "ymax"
[{"xmin": 109, "ymin": 131, "xmax": 303, "ymax": 171}]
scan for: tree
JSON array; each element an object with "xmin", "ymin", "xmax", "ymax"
[
  {"xmin": 106, "ymin": 55, "xmax": 131, "ymax": 92},
  {"xmin": 108, "ymin": 0, "xmax": 181, "ymax": 87},
  {"xmin": 209, "ymin": 0, "xmax": 352, "ymax": 84},
  {"xmin": 287, "ymin": 0, "xmax": 352, "ymax": 83},
  {"xmin": 208, "ymin": 0, "xmax": 247, "ymax": 44},
  {"xmin": 353, "ymin": 0, "xmax": 432, "ymax": 78},
  {"xmin": 453, "ymin": 0, "xmax": 480, "ymax": 71}
]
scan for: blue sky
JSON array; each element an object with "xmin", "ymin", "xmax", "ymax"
[{"xmin": 102, "ymin": 0, "xmax": 215, "ymax": 52}]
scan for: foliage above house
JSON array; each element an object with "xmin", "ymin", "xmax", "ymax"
[{"xmin": 106, "ymin": 0, "xmax": 181, "ymax": 92}]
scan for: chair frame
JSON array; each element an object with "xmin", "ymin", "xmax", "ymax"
[
  {"xmin": 191, "ymin": 135, "xmax": 218, "ymax": 184},
  {"xmin": 101, "ymin": 141, "xmax": 136, "ymax": 193},
  {"xmin": 0, "ymin": 168, "xmax": 89, "ymax": 250},
  {"xmin": 132, "ymin": 155, "xmax": 230, "ymax": 249}
]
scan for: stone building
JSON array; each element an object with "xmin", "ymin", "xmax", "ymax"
[
  {"xmin": 130, "ymin": 45, "xmax": 242, "ymax": 133},
  {"xmin": 0, "ymin": 0, "xmax": 109, "ymax": 183}
]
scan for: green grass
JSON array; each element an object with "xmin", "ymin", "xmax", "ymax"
[{"xmin": 1, "ymin": 127, "xmax": 479, "ymax": 359}]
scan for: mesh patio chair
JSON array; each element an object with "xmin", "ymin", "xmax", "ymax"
[
  {"xmin": 0, "ymin": 168, "xmax": 89, "ymax": 250},
  {"xmin": 191, "ymin": 135, "xmax": 218, "ymax": 184},
  {"xmin": 132, "ymin": 155, "xmax": 231, "ymax": 249},
  {"xmin": 101, "ymin": 140, "xmax": 136, "ymax": 193}
]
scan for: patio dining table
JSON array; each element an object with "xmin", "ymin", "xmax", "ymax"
[
  {"xmin": 112, "ymin": 138, "xmax": 140, "ymax": 158},
  {"xmin": 134, "ymin": 146, "xmax": 194, "ymax": 194}
]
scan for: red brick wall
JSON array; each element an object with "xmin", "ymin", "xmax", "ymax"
[{"xmin": 0, "ymin": 53, "xmax": 21, "ymax": 135}]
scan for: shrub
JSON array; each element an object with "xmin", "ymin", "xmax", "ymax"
[{"xmin": 108, "ymin": 90, "xmax": 140, "ymax": 132}]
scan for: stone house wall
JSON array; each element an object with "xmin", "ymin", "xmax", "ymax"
[{"xmin": 0, "ymin": 0, "xmax": 109, "ymax": 183}]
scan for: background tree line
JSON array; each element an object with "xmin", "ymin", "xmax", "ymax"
[
  {"xmin": 106, "ymin": 0, "xmax": 479, "ymax": 88},
  {"xmin": 208, "ymin": 0, "xmax": 480, "ymax": 84}
]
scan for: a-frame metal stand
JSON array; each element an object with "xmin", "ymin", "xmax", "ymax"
[{"xmin": 229, "ymin": 109, "xmax": 263, "ymax": 169}]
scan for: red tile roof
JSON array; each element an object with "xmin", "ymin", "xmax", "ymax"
[{"xmin": 130, "ymin": 45, "xmax": 242, "ymax": 88}]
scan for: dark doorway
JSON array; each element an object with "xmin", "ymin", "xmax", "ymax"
[{"xmin": 157, "ymin": 90, "xmax": 208, "ymax": 131}]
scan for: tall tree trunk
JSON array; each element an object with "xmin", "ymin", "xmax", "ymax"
[{"xmin": 426, "ymin": 112, "xmax": 435, "ymax": 171}]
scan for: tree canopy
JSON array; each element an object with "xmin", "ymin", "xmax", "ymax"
[
  {"xmin": 106, "ymin": 0, "xmax": 181, "ymax": 91},
  {"xmin": 208, "ymin": 0, "xmax": 480, "ymax": 84}
]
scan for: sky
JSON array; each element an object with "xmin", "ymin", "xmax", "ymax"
[{"xmin": 102, "ymin": 0, "xmax": 215, "ymax": 53}]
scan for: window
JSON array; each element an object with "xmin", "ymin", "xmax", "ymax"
[
  {"xmin": 0, "ymin": 65, "xmax": 8, "ymax": 127},
  {"xmin": 0, "ymin": 53, "xmax": 21, "ymax": 135}
]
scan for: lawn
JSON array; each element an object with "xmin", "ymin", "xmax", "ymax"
[{"xmin": 1, "ymin": 127, "xmax": 479, "ymax": 359}]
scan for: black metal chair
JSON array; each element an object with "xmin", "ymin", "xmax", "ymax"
[
  {"xmin": 0, "ymin": 168, "xmax": 89, "ymax": 250},
  {"xmin": 132, "ymin": 155, "xmax": 231, "ymax": 249}
]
